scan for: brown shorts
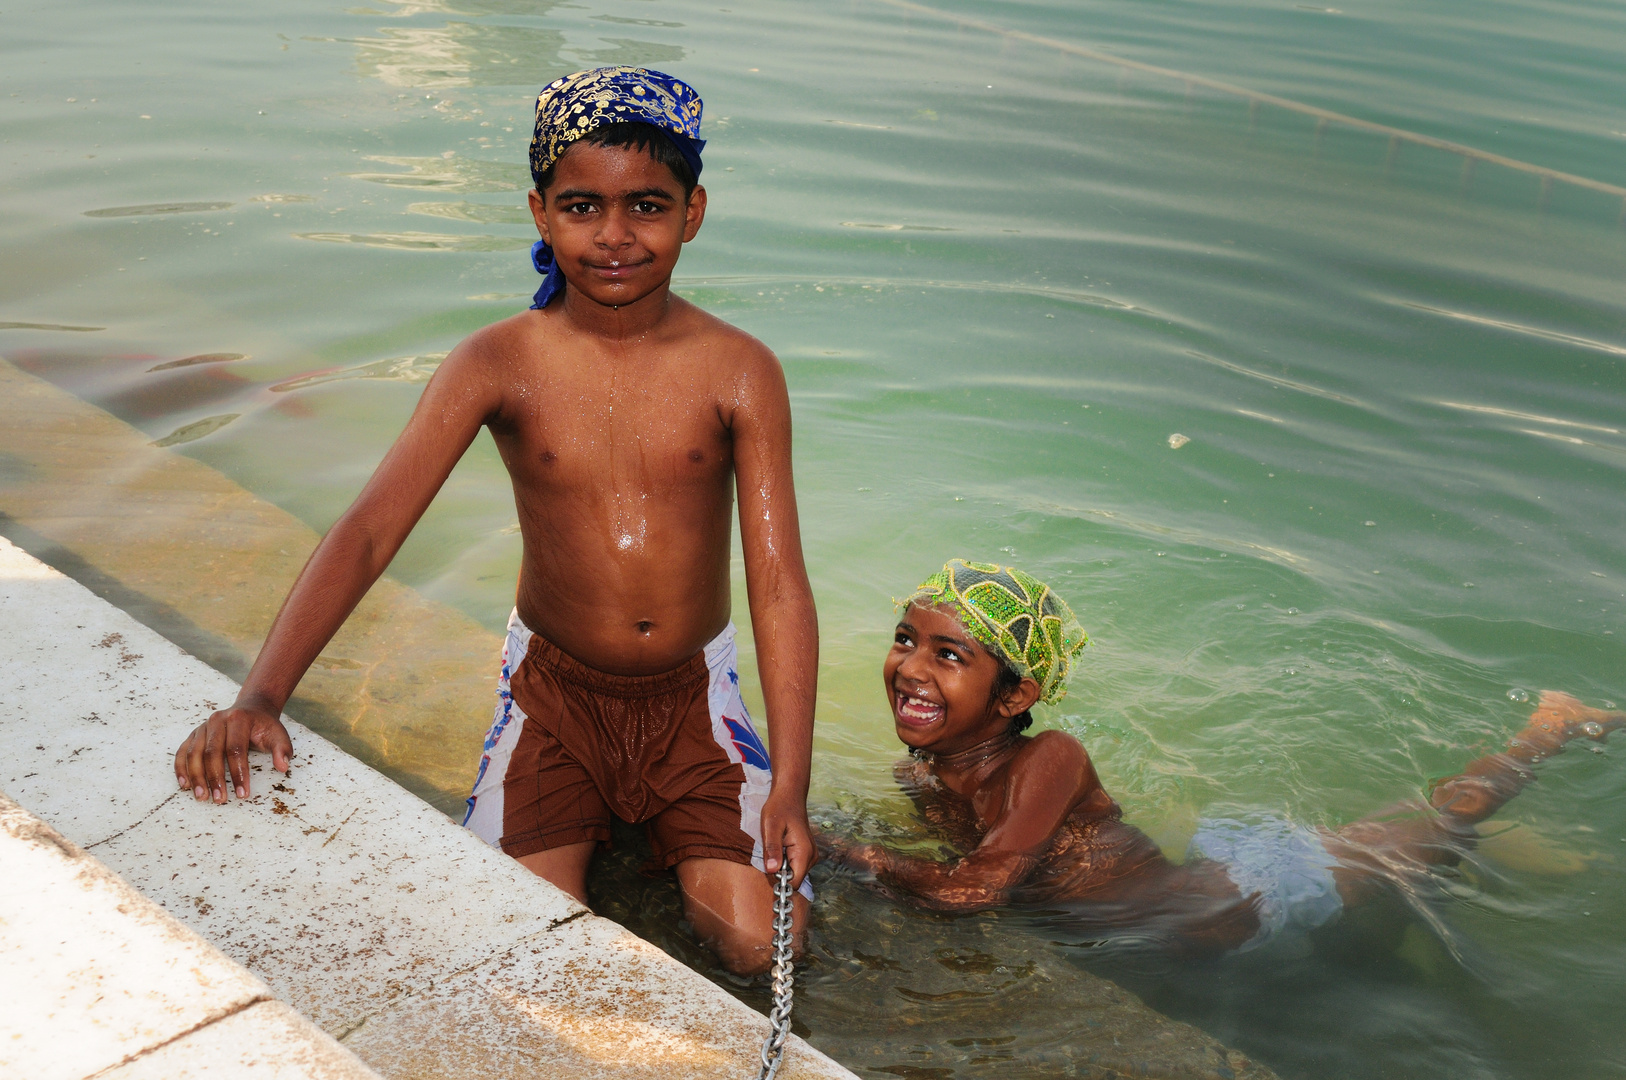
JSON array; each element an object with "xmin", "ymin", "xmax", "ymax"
[{"xmin": 462, "ymin": 611, "xmax": 778, "ymax": 873}]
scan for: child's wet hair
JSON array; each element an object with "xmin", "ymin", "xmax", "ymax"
[
  {"xmin": 534, "ymin": 120, "xmax": 698, "ymax": 197},
  {"xmin": 991, "ymin": 663, "xmax": 1035, "ymax": 735}
]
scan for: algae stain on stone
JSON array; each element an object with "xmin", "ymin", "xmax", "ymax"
[
  {"xmin": 148, "ymin": 353, "xmax": 249, "ymax": 373},
  {"xmin": 152, "ymin": 413, "xmax": 240, "ymax": 448}
]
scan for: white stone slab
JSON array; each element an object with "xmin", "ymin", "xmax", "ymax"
[
  {"xmin": 89, "ymin": 749, "xmax": 583, "ymax": 1034},
  {"xmin": 343, "ymin": 914, "xmax": 821, "ymax": 1079},
  {"xmin": 100, "ymin": 1000, "xmax": 380, "ymax": 1080},
  {"xmin": 0, "ymin": 537, "xmax": 229, "ymax": 848},
  {"xmin": 0, "ymin": 794, "xmax": 375, "ymax": 1080},
  {"xmin": 0, "ymin": 537, "xmax": 853, "ymax": 1079}
]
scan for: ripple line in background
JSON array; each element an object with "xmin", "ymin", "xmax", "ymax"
[{"xmin": 873, "ymin": 0, "xmax": 1626, "ymax": 216}]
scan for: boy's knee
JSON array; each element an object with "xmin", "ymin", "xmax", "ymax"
[
  {"xmin": 707, "ymin": 918, "xmax": 807, "ymax": 977},
  {"xmin": 713, "ymin": 928, "xmax": 774, "ymax": 977}
]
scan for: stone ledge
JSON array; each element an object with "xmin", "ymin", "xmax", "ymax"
[
  {"xmin": 0, "ymin": 535, "xmax": 851, "ymax": 1080},
  {"xmin": 0, "ymin": 793, "xmax": 378, "ymax": 1080}
]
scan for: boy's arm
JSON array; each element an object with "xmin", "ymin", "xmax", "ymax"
[
  {"xmin": 837, "ymin": 733, "xmax": 1095, "ymax": 912},
  {"xmin": 730, "ymin": 344, "xmax": 818, "ymax": 887},
  {"xmin": 174, "ymin": 340, "xmax": 505, "ymax": 803}
]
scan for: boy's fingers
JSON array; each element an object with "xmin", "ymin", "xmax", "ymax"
[
  {"xmin": 202, "ymin": 720, "xmax": 229, "ymax": 803},
  {"xmin": 186, "ymin": 728, "xmax": 209, "ymax": 800},
  {"xmin": 226, "ymin": 737, "xmax": 249, "ymax": 801},
  {"xmin": 787, "ymin": 823, "xmax": 815, "ymax": 888},
  {"xmin": 760, "ymin": 810, "xmax": 786, "ymax": 873},
  {"xmin": 763, "ymin": 815, "xmax": 808, "ymax": 885},
  {"xmin": 256, "ymin": 719, "xmax": 294, "ymax": 774}
]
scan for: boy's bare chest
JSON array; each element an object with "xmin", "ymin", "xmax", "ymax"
[{"xmin": 495, "ymin": 372, "xmax": 734, "ymax": 495}]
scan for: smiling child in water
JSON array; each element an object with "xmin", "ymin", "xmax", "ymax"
[{"xmin": 824, "ymin": 558, "xmax": 1625, "ymax": 954}]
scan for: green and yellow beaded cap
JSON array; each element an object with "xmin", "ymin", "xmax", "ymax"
[{"xmin": 903, "ymin": 559, "xmax": 1089, "ymax": 705}]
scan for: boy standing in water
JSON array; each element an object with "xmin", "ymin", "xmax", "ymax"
[
  {"xmin": 827, "ymin": 559, "xmax": 1624, "ymax": 954},
  {"xmin": 173, "ymin": 67, "xmax": 815, "ymax": 975}
]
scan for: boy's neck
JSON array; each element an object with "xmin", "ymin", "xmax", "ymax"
[
  {"xmin": 556, "ymin": 280, "xmax": 675, "ymax": 339},
  {"xmin": 929, "ymin": 729, "xmax": 1022, "ymax": 777}
]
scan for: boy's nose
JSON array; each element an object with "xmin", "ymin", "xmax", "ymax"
[{"xmin": 595, "ymin": 210, "xmax": 636, "ymax": 248}]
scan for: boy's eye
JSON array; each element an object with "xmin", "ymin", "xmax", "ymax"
[
  {"xmin": 565, "ymin": 201, "xmax": 595, "ymax": 214},
  {"xmin": 894, "ymin": 631, "xmax": 914, "ymax": 647},
  {"xmin": 632, "ymin": 200, "xmax": 662, "ymax": 214},
  {"xmin": 937, "ymin": 647, "xmax": 962, "ymax": 663}
]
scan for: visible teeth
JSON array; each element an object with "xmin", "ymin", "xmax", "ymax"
[{"xmin": 899, "ymin": 694, "xmax": 942, "ymax": 719}]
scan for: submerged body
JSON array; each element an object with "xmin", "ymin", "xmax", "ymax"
[
  {"xmin": 829, "ymin": 594, "xmax": 1626, "ymax": 955},
  {"xmin": 889, "ymin": 748, "xmax": 1261, "ymax": 951}
]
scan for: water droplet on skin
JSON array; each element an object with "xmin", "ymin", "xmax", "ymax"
[
  {"xmin": 1582, "ymin": 721, "xmax": 1604, "ymax": 737},
  {"xmin": 1507, "ymin": 688, "xmax": 1530, "ymax": 703}
]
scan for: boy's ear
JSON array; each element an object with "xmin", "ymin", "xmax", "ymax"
[
  {"xmin": 682, "ymin": 184, "xmax": 706, "ymax": 243},
  {"xmin": 528, "ymin": 188, "xmax": 550, "ymax": 246},
  {"xmin": 997, "ymin": 677, "xmax": 1043, "ymax": 719}
]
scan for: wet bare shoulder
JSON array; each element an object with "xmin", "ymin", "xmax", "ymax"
[
  {"xmin": 383, "ymin": 314, "xmax": 532, "ymax": 429},
  {"xmin": 439, "ymin": 311, "xmax": 535, "ymax": 382},
  {"xmin": 1011, "ymin": 729, "xmax": 1091, "ymax": 777},
  {"xmin": 1020, "ymin": 729, "xmax": 1121, "ymax": 821},
  {"xmin": 667, "ymin": 296, "xmax": 782, "ymax": 386},
  {"xmin": 435, "ymin": 309, "xmax": 563, "ymax": 422},
  {"xmin": 1005, "ymin": 730, "xmax": 1111, "ymax": 817}
]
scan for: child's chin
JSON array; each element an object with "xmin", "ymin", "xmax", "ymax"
[{"xmin": 893, "ymin": 718, "xmax": 939, "ymax": 746}]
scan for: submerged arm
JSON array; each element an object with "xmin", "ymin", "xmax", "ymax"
[
  {"xmin": 175, "ymin": 337, "xmax": 504, "ymax": 802},
  {"xmin": 840, "ymin": 733, "xmax": 1098, "ymax": 912},
  {"xmin": 850, "ymin": 843, "xmax": 1041, "ymax": 913},
  {"xmin": 732, "ymin": 342, "xmax": 819, "ymax": 885}
]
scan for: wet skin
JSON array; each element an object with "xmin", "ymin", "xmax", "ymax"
[
  {"xmin": 173, "ymin": 140, "xmax": 814, "ymax": 974},
  {"xmin": 825, "ymin": 602, "xmax": 1626, "ymax": 954}
]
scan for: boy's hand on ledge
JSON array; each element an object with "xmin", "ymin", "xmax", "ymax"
[
  {"xmin": 760, "ymin": 787, "xmax": 816, "ymax": 889},
  {"xmin": 175, "ymin": 704, "xmax": 293, "ymax": 804}
]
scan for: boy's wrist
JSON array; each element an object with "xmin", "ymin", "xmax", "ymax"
[
  {"xmin": 765, "ymin": 772, "xmax": 810, "ymax": 803},
  {"xmin": 232, "ymin": 687, "xmax": 285, "ymax": 718},
  {"xmin": 764, "ymin": 782, "xmax": 809, "ymax": 811}
]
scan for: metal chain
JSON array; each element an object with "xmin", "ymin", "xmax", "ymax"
[{"xmin": 755, "ymin": 862, "xmax": 796, "ymax": 1080}]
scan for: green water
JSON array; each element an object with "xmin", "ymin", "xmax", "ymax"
[{"xmin": 5, "ymin": 0, "xmax": 1625, "ymax": 1075}]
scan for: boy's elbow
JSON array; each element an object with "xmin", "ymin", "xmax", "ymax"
[{"xmin": 329, "ymin": 509, "xmax": 396, "ymax": 577}]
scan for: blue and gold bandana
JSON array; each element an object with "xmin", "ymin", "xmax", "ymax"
[
  {"xmin": 529, "ymin": 66, "xmax": 705, "ymax": 185},
  {"xmin": 527, "ymin": 66, "xmax": 706, "ymax": 309}
]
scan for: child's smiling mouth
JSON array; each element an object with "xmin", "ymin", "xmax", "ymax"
[
  {"xmin": 895, "ymin": 691, "xmax": 945, "ymax": 727},
  {"xmin": 588, "ymin": 257, "xmax": 651, "ymax": 279}
]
